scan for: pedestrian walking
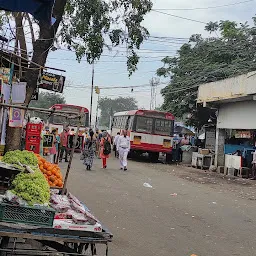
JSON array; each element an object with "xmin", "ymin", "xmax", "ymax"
[
  {"xmin": 100, "ymin": 131, "xmax": 111, "ymax": 169},
  {"xmin": 49, "ymin": 129, "xmax": 57, "ymax": 164},
  {"xmin": 82, "ymin": 130, "xmax": 96, "ymax": 170},
  {"xmin": 117, "ymin": 130, "xmax": 130, "ymax": 171},
  {"xmin": 59, "ymin": 128, "xmax": 69, "ymax": 162},
  {"xmin": 54, "ymin": 131, "xmax": 60, "ymax": 163},
  {"xmin": 113, "ymin": 132, "xmax": 120, "ymax": 158}
]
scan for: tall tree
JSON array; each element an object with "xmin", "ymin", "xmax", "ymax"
[
  {"xmin": 1, "ymin": 0, "xmax": 152, "ymax": 151},
  {"xmin": 98, "ymin": 97, "xmax": 138, "ymax": 127},
  {"xmin": 157, "ymin": 17, "xmax": 256, "ymax": 129}
]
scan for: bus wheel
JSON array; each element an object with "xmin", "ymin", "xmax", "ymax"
[
  {"xmin": 166, "ymin": 153, "xmax": 172, "ymax": 164},
  {"xmin": 128, "ymin": 150, "xmax": 134, "ymax": 159},
  {"xmin": 149, "ymin": 152, "xmax": 159, "ymax": 162}
]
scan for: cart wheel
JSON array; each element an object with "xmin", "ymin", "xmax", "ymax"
[{"xmin": 0, "ymin": 237, "xmax": 9, "ymax": 256}]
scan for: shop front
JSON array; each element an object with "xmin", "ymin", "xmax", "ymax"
[{"xmin": 197, "ymin": 71, "xmax": 256, "ymax": 176}]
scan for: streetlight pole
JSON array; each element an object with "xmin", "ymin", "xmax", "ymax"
[
  {"xmin": 89, "ymin": 62, "xmax": 95, "ymax": 128},
  {"xmin": 95, "ymin": 94, "xmax": 100, "ymax": 129}
]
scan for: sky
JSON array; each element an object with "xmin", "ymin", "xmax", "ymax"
[{"xmin": 43, "ymin": 0, "xmax": 255, "ymax": 122}]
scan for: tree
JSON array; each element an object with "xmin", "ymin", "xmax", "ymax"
[
  {"xmin": 157, "ymin": 17, "xmax": 256, "ymax": 129},
  {"xmin": 98, "ymin": 97, "xmax": 138, "ymax": 127},
  {"xmin": 1, "ymin": 0, "xmax": 152, "ymax": 151},
  {"xmin": 29, "ymin": 92, "xmax": 66, "ymax": 121}
]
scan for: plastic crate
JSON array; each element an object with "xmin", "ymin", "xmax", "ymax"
[{"xmin": 0, "ymin": 203, "xmax": 55, "ymax": 227}]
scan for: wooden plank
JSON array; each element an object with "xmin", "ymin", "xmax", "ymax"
[{"xmin": 0, "ymin": 231, "xmax": 108, "ymax": 244}]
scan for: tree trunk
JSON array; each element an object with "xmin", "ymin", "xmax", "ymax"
[
  {"xmin": 5, "ymin": 127, "xmax": 22, "ymax": 152},
  {"xmin": 4, "ymin": 0, "xmax": 67, "ymax": 152}
]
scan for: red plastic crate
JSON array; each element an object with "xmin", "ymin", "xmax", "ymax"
[{"xmin": 26, "ymin": 123, "xmax": 42, "ymax": 135}]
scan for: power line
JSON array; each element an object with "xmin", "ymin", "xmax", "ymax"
[
  {"xmin": 152, "ymin": 10, "xmax": 207, "ymax": 24},
  {"xmin": 153, "ymin": 0, "xmax": 254, "ymax": 11}
]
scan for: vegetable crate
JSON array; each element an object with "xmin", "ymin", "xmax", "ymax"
[{"xmin": 0, "ymin": 203, "xmax": 55, "ymax": 227}]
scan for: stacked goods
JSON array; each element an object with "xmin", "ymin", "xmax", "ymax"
[
  {"xmin": 1, "ymin": 150, "xmax": 50, "ymax": 206},
  {"xmin": 2, "ymin": 150, "xmax": 38, "ymax": 169},
  {"xmin": 10, "ymin": 170, "xmax": 50, "ymax": 206},
  {"xmin": 50, "ymin": 191, "xmax": 102, "ymax": 232},
  {"xmin": 35, "ymin": 154, "xmax": 63, "ymax": 188}
]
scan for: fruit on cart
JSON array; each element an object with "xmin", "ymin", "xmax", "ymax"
[
  {"xmin": 11, "ymin": 168, "xmax": 50, "ymax": 206},
  {"xmin": 35, "ymin": 154, "xmax": 63, "ymax": 188},
  {"xmin": 2, "ymin": 150, "xmax": 38, "ymax": 169}
]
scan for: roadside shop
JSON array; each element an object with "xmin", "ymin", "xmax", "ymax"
[
  {"xmin": 197, "ymin": 71, "xmax": 256, "ymax": 177},
  {"xmin": 0, "ymin": 104, "xmax": 112, "ymax": 255}
]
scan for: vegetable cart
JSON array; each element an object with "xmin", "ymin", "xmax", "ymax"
[
  {"xmin": 0, "ymin": 104, "xmax": 113, "ymax": 255},
  {"xmin": 0, "ymin": 200, "xmax": 112, "ymax": 256},
  {"xmin": 0, "ymin": 220, "xmax": 112, "ymax": 255}
]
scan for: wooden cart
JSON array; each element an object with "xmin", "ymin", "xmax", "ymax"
[{"xmin": 0, "ymin": 221, "xmax": 112, "ymax": 255}]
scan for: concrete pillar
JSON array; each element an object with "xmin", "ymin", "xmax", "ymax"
[{"xmin": 215, "ymin": 128, "xmax": 225, "ymax": 167}]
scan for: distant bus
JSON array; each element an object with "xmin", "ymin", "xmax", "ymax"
[
  {"xmin": 111, "ymin": 109, "xmax": 175, "ymax": 161},
  {"xmin": 49, "ymin": 104, "xmax": 89, "ymax": 130}
]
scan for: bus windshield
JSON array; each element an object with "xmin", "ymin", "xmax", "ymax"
[
  {"xmin": 50, "ymin": 104, "xmax": 89, "ymax": 127},
  {"xmin": 155, "ymin": 119, "xmax": 173, "ymax": 136},
  {"xmin": 136, "ymin": 116, "xmax": 153, "ymax": 133}
]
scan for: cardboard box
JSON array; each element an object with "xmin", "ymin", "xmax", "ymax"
[
  {"xmin": 199, "ymin": 149, "xmax": 210, "ymax": 155},
  {"xmin": 53, "ymin": 219, "xmax": 102, "ymax": 232}
]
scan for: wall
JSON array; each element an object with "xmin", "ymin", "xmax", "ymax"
[
  {"xmin": 217, "ymin": 101, "xmax": 256, "ymax": 129},
  {"xmin": 197, "ymin": 72, "xmax": 256, "ymax": 103}
]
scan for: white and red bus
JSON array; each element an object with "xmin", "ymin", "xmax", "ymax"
[
  {"xmin": 49, "ymin": 104, "xmax": 89, "ymax": 133},
  {"xmin": 111, "ymin": 109, "xmax": 175, "ymax": 161}
]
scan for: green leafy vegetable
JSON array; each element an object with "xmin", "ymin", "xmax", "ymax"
[
  {"xmin": 2, "ymin": 150, "xmax": 38, "ymax": 169},
  {"xmin": 11, "ymin": 169, "xmax": 50, "ymax": 206}
]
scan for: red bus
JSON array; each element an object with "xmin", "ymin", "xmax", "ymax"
[
  {"xmin": 49, "ymin": 104, "xmax": 89, "ymax": 129},
  {"xmin": 111, "ymin": 109, "xmax": 175, "ymax": 161}
]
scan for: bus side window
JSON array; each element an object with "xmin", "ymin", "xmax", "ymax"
[
  {"xmin": 128, "ymin": 116, "xmax": 134, "ymax": 131},
  {"xmin": 125, "ymin": 116, "xmax": 130, "ymax": 130}
]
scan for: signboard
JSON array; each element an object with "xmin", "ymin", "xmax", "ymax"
[
  {"xmin": 43, "ymin": 134, "xmax": 54, "ymax": 148},
  {"xmin": 38, "ymin": 71, "xmax": 65, "ymax": 93},
  {"xmin": 205, "ymin": 129, "xmax": 216, "ymax": 151},
  {"xmin": 0, "ymin": 68, "xmax": 10, "ymax": 84},
  {"xmin": 67, "ymin": 135, "xmax": 84, "ymax": 150},
  {"xmin": 235, "ymin": 130, "xmax": 251, "ymax": 139},
  {"xmin": 31, "ymin": 88, "xmax": 39, "ymax": 101},
  {"xmin": 9, "ymin": 107, "xmax": 25, "ymax": 128}
]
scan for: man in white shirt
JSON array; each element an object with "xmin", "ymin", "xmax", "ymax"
[
  {"xmin": 113, "ymin": 132, "xmax": 120, "ymax": 158},
  {"xmin": 117, "ymin": 130, "xmax": 130, "ymax": 171}
]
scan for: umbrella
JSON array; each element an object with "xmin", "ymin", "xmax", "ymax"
[{"xmin": 174, "ymin": 125, "xmax": 195, "ymax": 136}]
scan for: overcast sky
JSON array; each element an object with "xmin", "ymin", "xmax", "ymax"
[{"xmin": 45, "ymin": 0, "xmax": 255, "ymax": 121}]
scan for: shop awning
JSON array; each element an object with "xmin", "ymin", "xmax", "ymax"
[
  {"xmin": 174, "ymin": 125, "xmax": 195, "ymax": 136},
  {"xmin": 0, "ymin": 0, "xmax": 55, "ymax": 24}
]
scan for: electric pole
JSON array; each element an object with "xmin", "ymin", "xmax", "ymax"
[
  {"xmin": 89, "ymin": 62, "xmax": 94, "ymax": 127},
  {"xmin": 150, "ymin": 77, "xmax": 159, "ymax": 110}
]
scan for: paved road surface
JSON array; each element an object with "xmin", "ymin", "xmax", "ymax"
[{"xmin": 60, "ymin": 155, "xmax": 256, "ymax": 256}]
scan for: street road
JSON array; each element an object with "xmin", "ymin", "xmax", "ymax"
[{"xmin": 61, "ymin": 155, "xmax": 256, "ymax": 256}]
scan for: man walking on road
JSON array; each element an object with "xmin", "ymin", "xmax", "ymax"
[
  {"xmin": 117, "ymin": 130, "xmax": 130, "ymax": 171},
  {"xmin": 59, "ymin": 128, "xmax": 69, "ymax": 162},
  {"xmin": 113, "ymin": 132, "xmax": 120, "ymax": 158}
]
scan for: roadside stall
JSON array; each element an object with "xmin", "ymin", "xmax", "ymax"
[
  {"xmin": 0, "ymin": 104, "xmax": 112, "ymax": 255},
  {"xmin": 197, "ymin": 71, "xmax": 256, "ymax": 177}
]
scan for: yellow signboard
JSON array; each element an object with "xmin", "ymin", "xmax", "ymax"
[
  {"xmin": 163, "ymin": 139, "xmax": 171, "ymax": 148},
  {"xmin": 133, "ymin": 136, "xmax": 141, "ymax": 145}
]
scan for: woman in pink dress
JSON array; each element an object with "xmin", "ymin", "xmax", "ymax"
[{"xmin": 100, "ymin": 131, "xmax": 111, "ymax": 169}]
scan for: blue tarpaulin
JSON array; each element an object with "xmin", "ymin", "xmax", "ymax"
[{"xmin": 0, "ymin": 0, "xmax": 55, "ymax": 24}]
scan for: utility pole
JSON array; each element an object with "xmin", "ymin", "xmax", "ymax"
[
  {"xmin": 95, "ymin": 91, "xmax": 100, "ymax": 129},
  {"xmin": 150, "ymin": 77, "xmax": 159, "ymax": 110},
  {"xmin": 89, "ymin": 62, "xmax": 95, "ymax": 127}
]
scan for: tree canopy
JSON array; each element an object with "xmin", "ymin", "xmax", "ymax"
[
  {"xmin": 98, "ymin": 97, "xmax": 138, "ymax": 127},
  {"xmin": 157, "ymin": 17, "xmax": 256, "ymax": 129},
  {"xmin": 0, "ymin": 0, "xmax": 152, "ymax": 151}
]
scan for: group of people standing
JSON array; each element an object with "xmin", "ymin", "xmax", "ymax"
[{"xmin": 81, "ymin": 130, "xmax": 130, "ymax": 171}]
